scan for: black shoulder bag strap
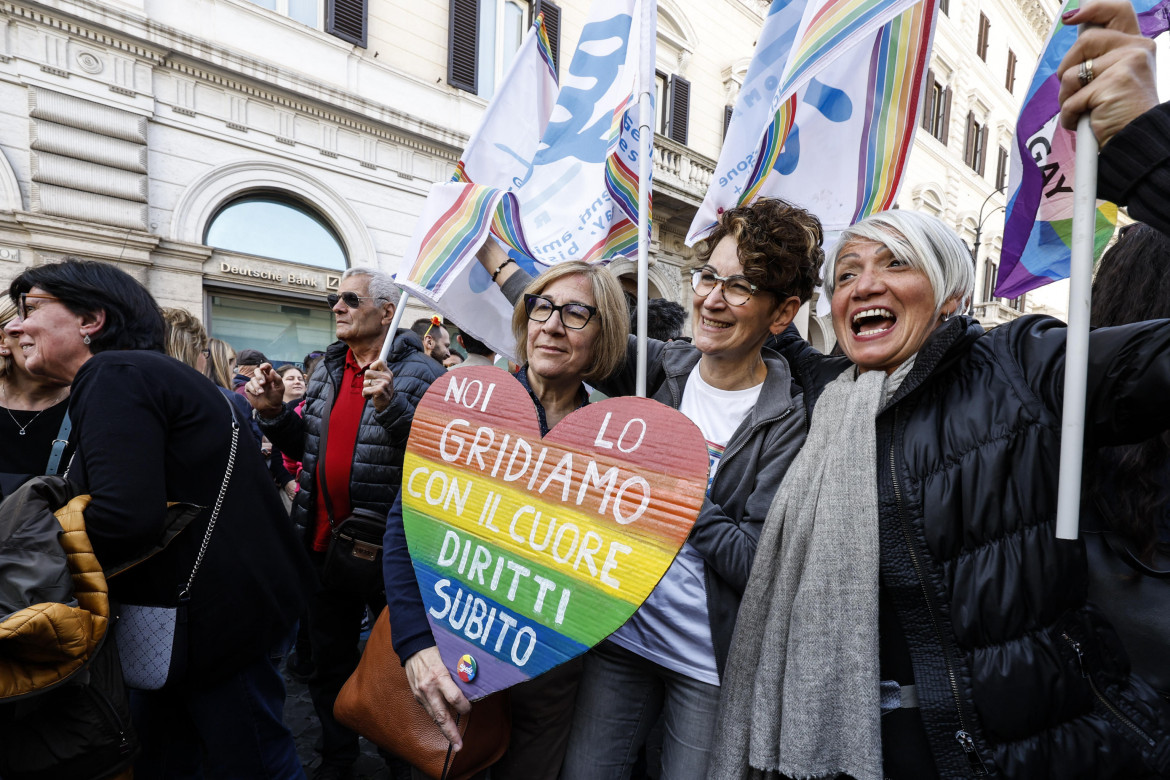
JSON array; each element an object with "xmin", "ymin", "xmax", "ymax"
[
  {"xmin": 315, "ymin": 377, "xmax": 338, "ymax": 530},
  {"xmin": 44, "ymin": 411, "xmax": 71, "ymax": 477}
]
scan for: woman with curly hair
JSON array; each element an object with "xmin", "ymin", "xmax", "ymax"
[{"xmin": 475, "ymin": 197, "xmax": 823, "ymax": 779}]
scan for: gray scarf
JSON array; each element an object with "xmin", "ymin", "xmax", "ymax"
[{"xmin": 709, "ymin": 366, "xmax": 893, "ymax": 780}]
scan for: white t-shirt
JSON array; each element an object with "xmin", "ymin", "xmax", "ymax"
[{"xmin": 610, "ymin": 363, "xmax": 762, "ymax": 684}]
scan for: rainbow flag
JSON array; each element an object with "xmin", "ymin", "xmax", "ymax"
[
  {"xmin": 688, "ymin": 0, "xmax": 929, "ymax": 244},
  {"xmin": 997, "ymin": 0, "xmax": 1170, "ymax": 298},
  {"xmin": 398, "ymin": 0, "xmax": 654, "ymax": 362}
]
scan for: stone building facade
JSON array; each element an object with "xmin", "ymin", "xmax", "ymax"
[{"xmin": 0, "ymin": 0, "xmax": 1053, "ymax": 362}]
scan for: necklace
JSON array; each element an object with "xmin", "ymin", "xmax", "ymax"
[
  {"xmin": 0, "ymin": 385, "xmax": 66, "ymax": 436},
  {"xmin": 6, "ymin": 405, "xmax": 46, "ymax": 435}
]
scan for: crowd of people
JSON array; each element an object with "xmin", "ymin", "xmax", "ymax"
[{"xmin": 0, "ymin": 2, "xmax": 1168, "ymax": 777}]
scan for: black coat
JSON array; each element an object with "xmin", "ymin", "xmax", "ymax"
[
  {"xmin": 260, "ymin": 330, "xmax": 445, "ymax": 539},
  {"xmin": 69, "ymin": 350, "xmax": 312, "ymax": 683},
  {"xmin": 774, "ymin": 315, "xmax": 1170, "ymax": 778},
  {"xmin": 1098, "ymin": 102, "xmax": 1170, "ymax": 237}
]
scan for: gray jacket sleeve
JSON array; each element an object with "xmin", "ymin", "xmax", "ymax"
[{"xmin": 689, "ymin": 401, "xmax": 806, "ymax": 595}]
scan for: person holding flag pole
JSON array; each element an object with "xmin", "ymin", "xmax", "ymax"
[
  {"xmin": 709, "ymin": 6, "xmax": 1170, "ymax": 777},
  {"xmin": 477, "ymin": 195, "xmax": 824, "ymax": 780}
]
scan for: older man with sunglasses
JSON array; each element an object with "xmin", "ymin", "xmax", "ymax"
[{"xmin": 245, "ymin": 266, "xmax": 444, "ymax": 780}]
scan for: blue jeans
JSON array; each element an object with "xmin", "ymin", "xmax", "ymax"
[
  {"xmin": 129, "ymin": 654, "xmax": 305, "ymax": 779},
  {"xmin": 560, "ymin": 641, "xmax": 721, "ymax": 780}
]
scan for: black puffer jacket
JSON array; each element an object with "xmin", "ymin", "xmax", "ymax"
[
  {"xmin": 775, "ymin": 315, "xmax": 1170, "ymax": 778},
  {"xmin": 260, "ymin": 330, "xmax": 445, "ymax": 537}
]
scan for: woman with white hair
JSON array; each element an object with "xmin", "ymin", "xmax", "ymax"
[{"xmin": 711, "ymin": 208, "xmax": 1170, "ymax": 780}]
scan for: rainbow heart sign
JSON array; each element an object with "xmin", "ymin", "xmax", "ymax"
[{"xmin": 402, "ymin": 365, "xmax": 709, "ymax": 699}]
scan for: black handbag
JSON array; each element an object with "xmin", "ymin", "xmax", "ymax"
[
  {"xmin": 322, "ymin": 508, "xmax": 386, "ymax": 595},
  {"xmin": 315, "ymin": 381, "xmax": 385, "ymax": 595}
]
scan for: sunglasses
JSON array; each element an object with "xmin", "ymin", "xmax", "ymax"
[
  {"xmin": 327, "ymin": 292, "xmax": 378, "ymax": 309},
  {"xmin": 524, "ymin": 294, "xmax": 598, "ymax": 330},
  {"xmin": 17, "ymin": 292, "xmax": 62, "ymax": 320}
]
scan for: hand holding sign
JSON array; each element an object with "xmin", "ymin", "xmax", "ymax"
[{"xmin": 402, "ymin": 366, "xmax": 709, "ymax": 699}]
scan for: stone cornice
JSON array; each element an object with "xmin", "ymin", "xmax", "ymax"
[
  {"xmin": 1, "ymin": 1, "xmax": 164, "ymax": 63},
  {"xmin": 161, "ymin": 55, "xmax": 463, "ymax": 160},
  {"xmin": 6, "ymin": 1, "xmax": 467, "ymax": 160}
]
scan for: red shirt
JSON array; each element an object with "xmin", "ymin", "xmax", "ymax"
[{"xmin": 311, "ymin": 349, "xmax": 370, "ymax": 552}]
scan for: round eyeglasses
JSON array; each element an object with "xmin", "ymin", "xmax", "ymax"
[
  {"xmin": 524, "ymin": 294, "xmax": 598, "ymax": 330},
  {"xmin": 691, "ymin": 268, "xmax": 759, "ymax": 306}
]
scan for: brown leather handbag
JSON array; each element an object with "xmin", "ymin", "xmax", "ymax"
[{"xmin": 334, "ymin": 607, "xmax": 510, "ymax": 780}]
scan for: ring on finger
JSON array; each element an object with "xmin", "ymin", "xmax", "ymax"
[{"xmin": 1078, "ymin": 58, "xmax": 1094, "ymax": 87}]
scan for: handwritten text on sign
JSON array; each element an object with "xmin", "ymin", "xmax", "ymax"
[{"xmin": 402, "ymin": 366, "xmax": 709, "ymax": 699}]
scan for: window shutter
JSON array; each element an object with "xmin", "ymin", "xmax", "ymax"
[
  {"xmin": 1005, "ymin": 50, "xmax": 1016, "ymax": 93},
  {"xmin": 534, "ymin": 0, "xmax": 562, "ymax": 77},
  {"xmin": 964, "ymin": 111, "xmax": 976, "ymax": 167},
  {"xmin": 978, "ymin": 125, "xmax": 989, "ymax": 176},
  {"xmin": 984, "ymin": 261, "xmax": 998, "ymax": 301},
  {"xmin": 667, "ymin": 74, "xmax": 690, "ymax": 145},
  {"xmin": 977, "ymin": 14, "xmax": 990, "ymax": 60},
  {"xmin": 724, "ymin": 105, "xmax": 734, "ymax": 139},
  {"xmin": 995, "ymin": 146, "xmax": 1009, "ymax": 190},
  {"xmin": 920, "ymin": 69, "xmax": 935, "ymax": 131},
  {"xmin": 940, "ymin": 86, "xmax": 952, "ymax": 145},
  {"xmin": 326, "ymin": 0, "xmax": 367, "ymax": 47},
  {"xmin": 448, "ymin": 0, "xmax": 478, "ymax": 93}
]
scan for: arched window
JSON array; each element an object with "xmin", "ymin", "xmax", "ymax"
[{"xmin": 205, "ymin": 194, "xmax": 347, "ymax": 270}]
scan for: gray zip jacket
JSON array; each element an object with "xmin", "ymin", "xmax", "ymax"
[
  {"xmin": 501, "ymin": 271, "xmax": 807, "ymax": 676},
  {"xmin": 596, "ymin": 337, "xmax": 806, "ymax": 676}
]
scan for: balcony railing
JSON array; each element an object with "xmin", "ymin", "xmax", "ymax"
[
  {"xmin": 652, "ymin": 135, "xmax": 715, "ymax": 204},
  {"xmin": 972, "ymin": 300, "xmax": 1024, "ymax": 325}
]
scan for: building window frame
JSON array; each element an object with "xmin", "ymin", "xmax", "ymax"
[
  {"xmin": 243, "ymin": 0, "xmax": 321, "ymax": 29},
  {"xmin": 964, "ymin": 111, "xmax": 989, "ymax": 176},
  {"xmin": 448, "ymin": 0, "xmax": 561, "ymax": 96},
  {"xmin": 476, "ymin": 0, "xmax": 532, "ymax": 98},
  {"xmin": 995, "ymin": 145, "xmax": 1009, "ymax": 191},
  {"xmin": 920, "ymin": 69, "xmax": 952, "ymax": 145},
  {"xmin": 982, "ymin": 258, "xmax": 998, "ymax": 303}
]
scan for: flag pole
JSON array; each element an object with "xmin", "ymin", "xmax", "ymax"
[
  {"xmin": 1054, "ymin": 111, "xmax": 1097, "ymax": 541},
  {"xmin": 634, "ymin": 0, "xmax": 655, "ymax": 397},
  {"xmin": 379, "ymin": 289, "xmax": 412, "ymax": 365}
]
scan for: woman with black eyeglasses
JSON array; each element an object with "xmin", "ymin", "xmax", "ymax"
[
  {"xmin": 379, "ymin": 258, "xmax": 629, "ymax": 780},
  {"xmin": 441, "ymin": 199, "xmax": 821, "ymax": 779}
]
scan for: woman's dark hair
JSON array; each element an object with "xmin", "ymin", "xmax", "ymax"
[
  {"xmin": 9, "ymin": 259, "xmax": 164, "ymax": 353},
  {"xmin": 695, "ymin": 197, "xmax": 824, "ymax": 304},
  {"xmin": 1088, "ymin": 223, "xmax": 1170, "ymax": 562}
]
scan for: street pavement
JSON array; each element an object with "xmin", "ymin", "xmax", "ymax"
[{"xmin": 282, "ymin": 654, "xmax": 404, "ymax": 780}]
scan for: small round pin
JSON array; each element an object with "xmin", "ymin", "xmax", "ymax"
[{"xmin": 456, "ymin": 654, "xmax": 478, "ymax": 683}]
